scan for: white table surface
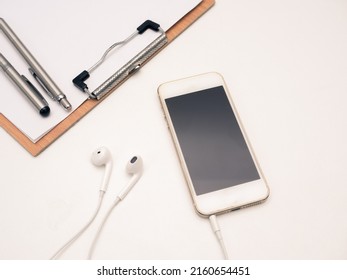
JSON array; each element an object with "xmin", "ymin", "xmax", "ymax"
[{"xmin": 1, "ymin": 0, "xmax": 347, "ymax": 260}]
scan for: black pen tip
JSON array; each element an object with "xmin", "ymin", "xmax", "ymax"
[{"xmin": 40, "ymin": 106, "xmax": 50, "ymax": 117}]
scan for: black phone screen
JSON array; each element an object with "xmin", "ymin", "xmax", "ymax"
[{"xmin": 165, "ymin": 85, "xmax": 260, "ymax": 196}]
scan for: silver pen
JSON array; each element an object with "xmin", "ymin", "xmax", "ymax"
[
  {"xmin": 0, "ymin": 53, "xmax": 50, "ymax": 116},
  {"xmin": 0, "ymin": 18, "xmax": 71, "ymax": 111}
]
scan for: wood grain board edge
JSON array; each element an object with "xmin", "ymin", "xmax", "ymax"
[{"xmin": 166, "ymin": 0, "xmax": 215, "ymax": 42}]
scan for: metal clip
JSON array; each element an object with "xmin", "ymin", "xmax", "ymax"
[{"xmin": 72, "ymin": 20, "xmax": 168, "ymax": 100}]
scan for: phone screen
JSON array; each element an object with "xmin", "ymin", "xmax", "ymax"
[{"xmin": 165, "ymin": 85, "xmax": 260, "ymax": 196}]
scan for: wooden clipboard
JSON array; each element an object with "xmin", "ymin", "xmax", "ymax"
[{"xmin": 0, "ymin": 0, "xmax": 215, "ymax": 156}]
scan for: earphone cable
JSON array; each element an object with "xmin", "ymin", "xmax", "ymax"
[
  {"xmin": 50, "ymin": 190, "xmax": 105, "ymax": 260},
  {"xmin": 87, "ymin": 197, "xmax": 121, "ymax": 259},
  {"xmin": 209, "ymin": 215, "xmax": 229, "ymax": 260}
]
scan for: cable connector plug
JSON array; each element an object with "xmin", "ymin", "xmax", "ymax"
[{"xmin": 209, "ymin": 215, "xmax": 229, "ymax": 259}]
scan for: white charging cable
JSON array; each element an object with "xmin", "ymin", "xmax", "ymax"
[{"xmin": 209, "ymin": 215, "xmax": 229, "ymax": 259}]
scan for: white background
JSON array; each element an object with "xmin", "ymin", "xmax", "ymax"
[{"xmin": 1, "ymin": 0, "xmax": 347, "ymax": 260}]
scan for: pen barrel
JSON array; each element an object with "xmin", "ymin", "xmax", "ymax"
[
  {"xmin": 91, "ymin": 32, "xmax": 168, "ymax": 100},
  {"xmin": 0, "ymin": 18, "xmax": 70, "ymax": 110},
  {"xmin": 0, "ymin": 53, "xmax": 48, "ymax": 113}
]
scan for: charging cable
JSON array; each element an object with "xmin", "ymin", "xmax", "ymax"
[
  {"xmin": 50, "ymin": 190, "xmax": 105, "ymax": 259},
  {"xmin": 209, "ymin": 215, "xmax": 229, "ymax": 259}
]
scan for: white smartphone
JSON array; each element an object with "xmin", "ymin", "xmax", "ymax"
[{"xmin": 158, "ymin": 72, "xmax": 269, "ymax": 217}]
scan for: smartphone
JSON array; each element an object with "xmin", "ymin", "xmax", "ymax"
[{"xmin": 158, "ymin": 72, "xmax": 269, "ymax": 216}]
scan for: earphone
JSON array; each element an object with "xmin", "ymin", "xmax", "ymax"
[
  {"xmin": 87, "ymin": 155, "xmax": 143, "ymax": 259},
  {"xmin": 50, "ymin": 147, "xmax": 143, "ymax": 260},
  {"xmin": 117, "ymin": 155, "xmax": 143, "ymax": 200},
  {"xmin": 91, "ymin": 146, "xmax": 113, "ymax": 192}
]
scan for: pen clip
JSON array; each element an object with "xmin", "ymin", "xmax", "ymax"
[
  {"xmin": 29, "ymin": 68, "xmax": 55, "ymax": 100},
  {"xmin": 21, "ymin": 75, "xmax": 49, "ymax": 107}
]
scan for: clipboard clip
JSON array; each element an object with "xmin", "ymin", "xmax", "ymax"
[{"xmin": 73, "ymin": 20, "xmax": 168, "ymax": 100}]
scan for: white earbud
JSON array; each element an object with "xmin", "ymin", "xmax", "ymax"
[
  {"xmin": 91, "ymin": 147, "xmax": 113, "ymax": 192},
  {"xmin": 117, "ymin": 155, "xmax": 143, "ymax": 200}
]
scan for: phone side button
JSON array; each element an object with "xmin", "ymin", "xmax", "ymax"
[{"xmin": 163, "ymin": 115, "xmax": 169, "ymax": 129}]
